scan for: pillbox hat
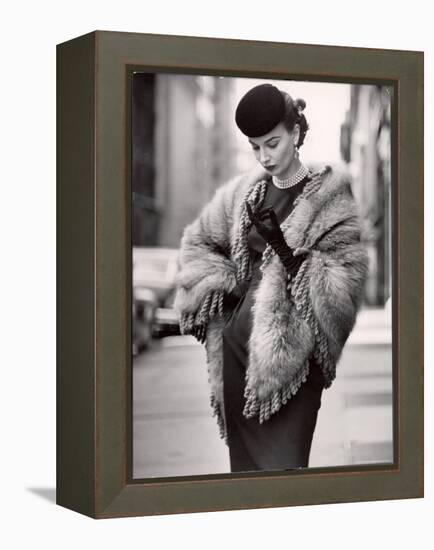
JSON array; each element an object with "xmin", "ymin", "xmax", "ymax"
[{"xmin": 235, "ymin": 84, "xmax": 285, "ymax": 138}]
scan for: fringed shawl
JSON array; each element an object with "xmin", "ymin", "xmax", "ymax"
[{"xmin": 174, "ymin": 166, "xmax": 369, "ymax": 440}]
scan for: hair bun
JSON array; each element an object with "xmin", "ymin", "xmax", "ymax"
[{"xmin": 294, "ymin": 98, "xmax": 306, "ymax": 114}]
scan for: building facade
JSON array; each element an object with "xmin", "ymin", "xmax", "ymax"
[
  {"xmin": 132, "ymin": 73, "xmax": 236, "ymax": 248},
  {"xmin": 340, "ymin": 85, "xmax": 392, "ymax": 306}
]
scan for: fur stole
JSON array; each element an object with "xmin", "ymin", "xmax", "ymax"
[{"xmin": 174, "ymin": 166, "xmax": 369, "ymax": 438}]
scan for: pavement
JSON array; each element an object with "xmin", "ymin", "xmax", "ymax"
[
  {"xmin": 310, "ymin": 305, "xmax": 393, "ymax": 467},
  {"xmin": 132, "ymin": 306, "xmax": 393, "ymax": 479}
]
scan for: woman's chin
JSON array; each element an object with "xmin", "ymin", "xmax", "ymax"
[{"xmin": 264, "ymin": 167, "xmax": 277, "ymax": 176}]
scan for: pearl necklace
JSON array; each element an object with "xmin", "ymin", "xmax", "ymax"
[{"xmin": 272, "ymin": 164, "xmax": 309, "ymax": 189}]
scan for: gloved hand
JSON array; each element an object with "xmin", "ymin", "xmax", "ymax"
[{"xmin": 245, "ymin": 202, "xmax": 307, "ymax": 275}]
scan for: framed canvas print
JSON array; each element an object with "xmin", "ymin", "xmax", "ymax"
[{"xmin": 57, "ymin": 30, "xmax": 423, "ymax": 518}]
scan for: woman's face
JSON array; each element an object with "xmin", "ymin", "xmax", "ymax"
[{"xmin": 248, "ymin": 122, "xmax": 300, "ymax": 179}]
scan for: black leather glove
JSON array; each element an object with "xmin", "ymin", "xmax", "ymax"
[{"xmin": 245, "ymin": 202, "xmax": 307, "ymax": 276}]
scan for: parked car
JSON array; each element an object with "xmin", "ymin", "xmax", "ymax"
[
  {"xmin": 132, "ymin": 287, "xmax": 157, "ymax": 355},
  {"xmin": 132, "ymin": 247, "xmax": 180, "ymax": 338}
]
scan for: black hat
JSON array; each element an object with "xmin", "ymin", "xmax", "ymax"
[{"xmin": 235, "ymin": 84, "xmax": 285, "ymax": 137}]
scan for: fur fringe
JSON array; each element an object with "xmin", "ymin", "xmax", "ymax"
[
  {"xmin": 243, "ymin": 359, "xmax": 311, "ymax": 423},
  {"xmin": 179, "ymin": 289, "xmax": 224, "ymax": 343},
  {"xmin": 210, "ymin": 394, "xmax": 228, "ymax": 443}
]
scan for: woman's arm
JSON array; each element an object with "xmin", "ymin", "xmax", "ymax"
[{"xmin": 174, "ymin": 176, "xmax": 244, "ymax": 335}]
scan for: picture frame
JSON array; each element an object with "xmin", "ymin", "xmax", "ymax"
[{"xmin": 57, "ymin": 30, "xmax": 423, "ymax": 518}]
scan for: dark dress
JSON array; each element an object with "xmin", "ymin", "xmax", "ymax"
[{"xmin": 222, "ymin": 177, "xmax": 325, "ymax": 473}]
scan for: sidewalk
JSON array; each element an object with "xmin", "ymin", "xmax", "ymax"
[
  {"xmin": 347, "ymin": 304, "xmax": 392, "ymax": 345},
  {"xmin": 310, "ymin": 306, "xmax": 393, "ymax": 467}
]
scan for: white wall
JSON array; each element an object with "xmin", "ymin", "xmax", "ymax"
[{"xmin": 2, "ymin": 1, "xmax": 432, "ymax": 548}]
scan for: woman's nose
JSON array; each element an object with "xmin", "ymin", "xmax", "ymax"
[{"xmin": 259, "ymin": 149, "xmax": 269, "ymax": 163}]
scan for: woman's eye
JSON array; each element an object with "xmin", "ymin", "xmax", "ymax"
[{"xmin": 268, "ymin": 142, "xmax": 278, "ymax": 149}]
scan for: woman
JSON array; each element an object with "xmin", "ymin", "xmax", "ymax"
[{"xmin": 174, "ymin": 83, "xmax": 368, "ymax": 473}]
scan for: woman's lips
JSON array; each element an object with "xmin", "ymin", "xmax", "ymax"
[{"xmin": 264, "ymin": 165, "xmax": 276, "ymax": 172}]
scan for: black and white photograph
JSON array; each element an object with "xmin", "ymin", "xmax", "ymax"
[
  {"xmin": 131, "ymin": 73, "xmax": 393, "ymax": 479},
  {"xmin": 4, "ymin": 0, "xmax": 429, "ymax": 539}
]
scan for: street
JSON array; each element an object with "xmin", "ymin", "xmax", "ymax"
[
  {"xmin": 133, "ymin": 336, "xmax": 230, "ymax": 478},
  {"xmin": 133, "ymin": 307, "xmax": 393, "ymax": 479}
]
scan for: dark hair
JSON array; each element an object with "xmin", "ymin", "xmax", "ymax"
[{"xmin": 280, "ymin": 91, "xmax": 309, "ymax": 148}]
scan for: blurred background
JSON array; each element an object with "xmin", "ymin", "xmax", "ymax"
[{"xmin": 131, "ymin": 73, "xmax": 393, "ymax": 479}]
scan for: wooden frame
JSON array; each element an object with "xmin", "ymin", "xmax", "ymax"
[{"xmin": 57, "ymin": 30, "xmax": 423, "ymax": 518}]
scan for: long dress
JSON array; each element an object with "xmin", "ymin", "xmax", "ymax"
[{"xmin": 222, "ymin": 176, "xmax": 325, "ymax": 473}]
